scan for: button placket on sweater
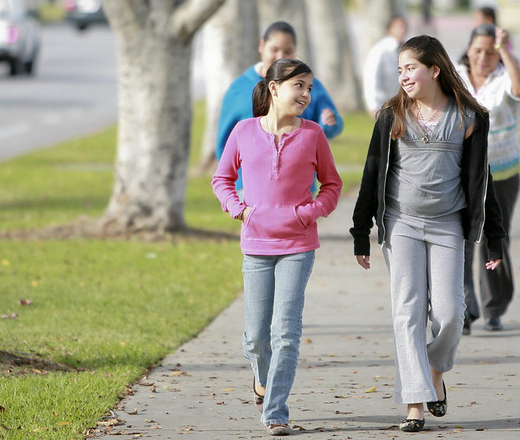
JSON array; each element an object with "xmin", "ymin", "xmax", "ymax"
[{"xmin": 271, "ymin": 133, "xmax": 288, "ymax": 179}]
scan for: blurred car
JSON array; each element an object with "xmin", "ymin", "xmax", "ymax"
[
  {"xmin": 0, "ymin": 0, "xmax": 41, "ymax": 76},
  {"xmin": 63, "ymin": 0, "xmax": 107, "ymax": 31}
]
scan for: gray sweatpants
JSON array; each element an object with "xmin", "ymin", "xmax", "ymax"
[{"xmin": 382, "ymin": 210, "xmax": 465, "ymax": 404}]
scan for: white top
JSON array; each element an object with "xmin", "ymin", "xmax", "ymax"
[
  {"xmin": 363, "ymin": 36, "xmax": 401, "ymax": 113},
  {"xmin": 457, "ymin": 63, "xmax": 520, "ymax": 180}
]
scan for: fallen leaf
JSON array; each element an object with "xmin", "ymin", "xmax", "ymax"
[
  {"xmin": 97, "ymin": 419, "xmax": 121, "ymax": 427},
  {"xmin": 1, "ymin": 313, "xmax": 18, "ymax": 320},
  {"xmin": 169, "ymin": 371, "xmax": 189, "ymax": 377},
  {"xmin": 365, "ymin": 386, "xmax": 377, "ymax": 393},
  {"xmin": 1, "ymin": 259, "xmax": 10, "ymax": 266},
  {"xmin": 179, "ymin": 425, "xmax": 194, "ymax": 431},
  {"xmin": 221, "ymin": 388, "xmax": 234, "ymax": 392}
]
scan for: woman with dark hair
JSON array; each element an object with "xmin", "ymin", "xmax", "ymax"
[
  {"xmin": 213, "ymin": 58, "xmax": 342, "ymax": 436},
  {"xmin": 457, "ymin": 24, "xmax": 520, "ymax": 334},
  {"xmin": 351, "ymin": 35, "xmax": 505, "ymax": 432},
  {"xmin": 216, "ymin": 21, "xmax": 343, "ymax": 197}
]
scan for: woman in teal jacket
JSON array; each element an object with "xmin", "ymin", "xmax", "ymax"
[{"xmin": 216, "ymin": 21, "xmax": 343, "ymax": 193}]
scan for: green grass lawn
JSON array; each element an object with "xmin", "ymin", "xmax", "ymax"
[{"xmin": 0, "ymin": 102, "xmax": 372, "ymax": 439}]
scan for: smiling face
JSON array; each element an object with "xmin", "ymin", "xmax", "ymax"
[
  {"xmin": 258, "ymin": 31, "xmax": 296, "ymax": 70},
  {"xmin": 398, "ymin": 49, "xmax": 439, "ymax": 100},
  {"xmin": 270, "ymin": 72, "xmax": 313, "ymax": 116},
  {"xmin": 467, "ymin": 35, "xmax": 500, "ymax": 79}
]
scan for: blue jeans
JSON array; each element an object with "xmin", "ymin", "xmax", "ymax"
[{"xmin": 242, "ymin": 251, "xmax": 315, "ymax": 426}]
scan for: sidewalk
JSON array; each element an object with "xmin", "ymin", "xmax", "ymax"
[
  {"xmin": 92, "ymin": 187, "xmax": 520, "ymax": 439},
  {"xmin": 91, "ymin": 12, "xmax": 520, "ymax": 440}
]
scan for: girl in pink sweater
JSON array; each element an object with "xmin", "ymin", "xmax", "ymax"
[{"xmin": 212, "ymin": 59, "xmax": 342, "ymax": 436}]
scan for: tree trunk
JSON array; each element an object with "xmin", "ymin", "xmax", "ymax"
[
  {"xmin": 100, "ymin": 0, "xmax": 225, "ymax": 234},
  {"xmin": 305, "ymin": 0, "xmax": 362, "ymax": 111},
  {"xmin": 197, "ymin": 0, "xmax": 258, "ymax": 172},
  {"xmin": 361, "ymin": 0, "xmax": 405, "ymax": 62}
]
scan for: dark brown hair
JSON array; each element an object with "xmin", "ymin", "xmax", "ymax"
[
  {"xmin": 262, "ymin": 21, "xmax": 297, "ymax": 45},
  {"xmin": 381, "ymin": 35, "xmax": 488, "ymax": 139},
  {"xmin": 252, "ymin": 59, "xmax": 312, "ymax": 117}
]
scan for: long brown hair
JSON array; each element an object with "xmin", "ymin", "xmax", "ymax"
[
  {"xmin": 252, "ymin": 59, "xmax": 313, "ymax": 117},
  {"xmin": 381, "ymin": 35, "xmax": 488, "ymax": 139}
]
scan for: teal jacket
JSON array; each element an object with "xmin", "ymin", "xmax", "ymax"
[{"xmin": 216, "ymin": 65, "xmax": 344, "ymax": 191}]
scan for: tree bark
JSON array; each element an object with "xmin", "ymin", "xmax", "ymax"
[
  {"xmin": 101, "ymin": 0, "xmax": 225, "ymax": 233},
  {"xmin": 197, "ymin": 0, "xmax": 258, "ymax": 172},
  {"xmin": 305, "ymin": 0, "xmax": 362, "ymax": 111}
]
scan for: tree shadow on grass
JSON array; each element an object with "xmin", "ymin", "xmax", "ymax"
[
  {"xmin": 0, "ymin": 218, "xmax": 240, "ymax": 242},
  {"xmin": 0, "ymin": 350, "xmax": 80, "ymax": 375}
]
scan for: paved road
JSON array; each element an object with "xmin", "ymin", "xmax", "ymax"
[{"xmin": 0, "ymin": 24, "xmax": 117, "ymax": 162}]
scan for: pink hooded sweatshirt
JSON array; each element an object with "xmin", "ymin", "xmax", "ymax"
[{"xmin": 212, "ymin": 117, "xmax": 342, "ymax": 255}]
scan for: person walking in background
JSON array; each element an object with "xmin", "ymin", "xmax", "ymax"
[
  {"xmin": 457, "ymin": 24, "xmax": 520, "ymax": 334},
  {"xmin": 473, "ymin": 6, "xmax": 496, "ymax": 26},
  {"xmin": 422, "ymin": 0, "xmax": 434, "ymax": 29},
  {"xmin": 363, "ymin": 15, "xmax": 408, "ymax": 118},
  {"xmin": 351, "ymin": 35, "xmax": 504, "ymax": 432},
  {"xmin": 216, "ymin": 21, "xmax": 343, "ymax": 197},
  {"xmin": 472, "ymin": 6, "xmax": 513, "ymax": 51},
  {"xmin": 212, "ymin": 59, "xmax": 342, "ymax": 436}
]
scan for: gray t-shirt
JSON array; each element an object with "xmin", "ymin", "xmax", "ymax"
[{"xmin": 386, "ymin": 98, "xmax": 475, "ymax": 218}]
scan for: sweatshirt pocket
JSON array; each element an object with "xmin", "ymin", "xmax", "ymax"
[{"xmin": 243, "ymin": 205, "xmax": 308, "ymax": 240}]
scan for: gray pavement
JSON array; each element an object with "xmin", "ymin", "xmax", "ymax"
[
  {"xmin": 91, "ymin": 12, "xmax": 520, "ymax": 440},
  {"xmin": 91, "ymin": 187, "xmax": 520, "ymax": 439}
]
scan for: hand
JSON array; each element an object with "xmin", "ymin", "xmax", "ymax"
[
  {"xmin": 356, "ymin": 255, "xmax": 371, "ymax": 270},
  {"xmin": 495, "ymin": 27, "xmax": 510, "ymax": 50},
  {"xmin": 320, "ymin": 108, "xmax": 337, "ymax": 126},
  {"xmin": 486, "ymin": 259, "xmax": 502, "ymax": 270},
  {"xmin": 242, "ymin": 207, "xmax": 252, "ymax": 222}
]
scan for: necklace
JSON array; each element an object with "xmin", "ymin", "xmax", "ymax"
[
  {"xmin": 415, "ymin": 103, "xmax": 438, "ymax": 143},
  {"xmin": 264, "ymin": 117, "xmax": 296, "ymax": 143}
]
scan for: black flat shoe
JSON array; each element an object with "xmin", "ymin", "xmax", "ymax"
[
  {"xmin": 427, "ymin": 380, "xmax": 447, "ymax": 417},
  {"xmin": 399, "ymin": 418, "xmax": 425, "ymax": 432},
  {"xmin": 253, "ymin": 377, "xmax": 264, "ymax": 413},
  {"xmin": 463, "ymin": 316, "xmax": 471, "ymax": 335},
  {"xmin": 485, "ymin": 317, "xmax": 503, "ymax": 331}
]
